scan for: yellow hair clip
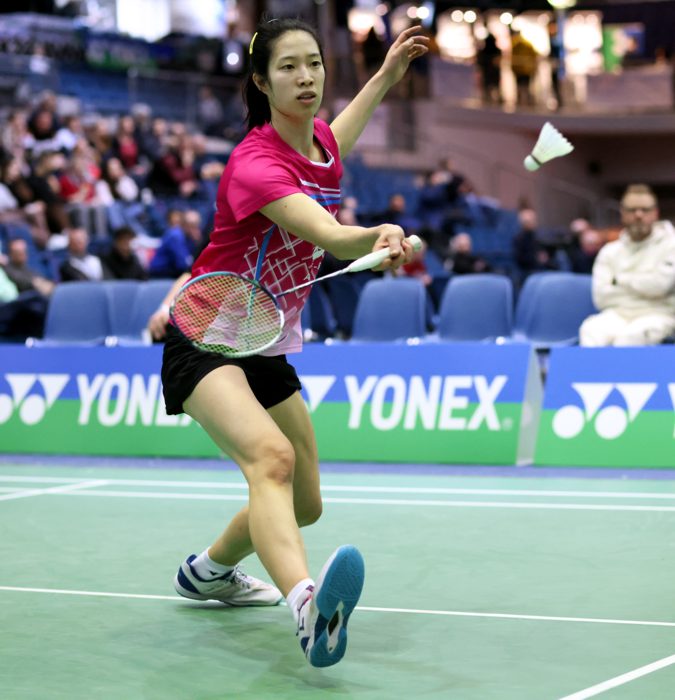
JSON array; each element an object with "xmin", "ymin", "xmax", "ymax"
[{"xmin": 249, "ymin": 32, "xmax": 258, "ymax": 55}]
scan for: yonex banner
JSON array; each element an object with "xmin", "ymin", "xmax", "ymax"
[
  {"xmin": 535, "ymin": 347, "xmax": 675, "ymax": 468},
  {"xmin": 0, "ymin": 343, "xmax": 541, "ymax": 465},
  {"xmin": 297, "ymin": 343, "xmax": 541, "ymax": 465}
]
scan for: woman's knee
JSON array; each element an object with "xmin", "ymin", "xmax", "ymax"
[{"xmin": 245, "ymin": 437, "xmax": 296, "ymax": 486}]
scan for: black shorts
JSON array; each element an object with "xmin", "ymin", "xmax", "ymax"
[{"xmin": 161, "ymin": 325, "xmax": 302, "ymax": 415}]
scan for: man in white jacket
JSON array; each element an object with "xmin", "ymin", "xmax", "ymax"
[{"xmin": 579, "ymin": 184, "xmax": 675, "ymax": 346}]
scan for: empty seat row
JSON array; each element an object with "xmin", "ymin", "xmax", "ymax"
[{"xmin": 303, "ymin": 272, "xmax": 596, "ymax": 348}]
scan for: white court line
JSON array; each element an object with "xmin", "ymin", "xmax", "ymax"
[
  {"xmin": 1, "ymin": 476, "xmax": 675, "ymax": 500},
  {"xmin": 1, "ymin": 586, "xmax": 674, "ymax": 630},
  {"xmin": 0, "ymin": 480, "xmax": 109, "ymax": 502},
  {"xmin": 559, "ymin": 653, "xmax": 675, "ymax": 699},
  {"xmin": 48, "ymin": 489, "xmax": 675, "ymax": 512}
]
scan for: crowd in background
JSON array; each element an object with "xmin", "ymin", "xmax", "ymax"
[{"xmin": 0, "ymin": 57, "xmax": 672, "ymax": 347}]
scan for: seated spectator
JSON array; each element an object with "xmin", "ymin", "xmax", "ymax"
[
  {"xmin": 19, "ymin": 151, "xmax": 70, "ymax": 233},
  {"xmin": 512, "ymin": 207, "xmax": 557, "ymax": 281},
  {"xmin": 84, "ymin": 117, "xmax": 112, "ymax": 162},
  {"xmin": 101, "ymin": 227, "xmax": 148, "ymax": 281},
  {"xmin": 446, "ymin": 232, "xmax": 492, "ymax": 274},
  {"xmin": 148, "ymin": 134, "xmax": 198, "ymax": 198},
  {"xmin": 112, "ymin": 115, "xmax": 141, "ymax": 172},
  {"xmin": 54, "ymin": 114, "xmax": 83, "ymax": 154},
  {"xmin": 58, "ymin": 153, "xmax": 100, "ymax": 204},
  {"xmin": 59, "ymin": 227, "xmax": 108, "ymax": 282},
  {"xmin": 1, "ymin": 110, "xmax": 30, "ymax": 159},
  {"xmin": 137, "ymin": 117, "xmax": 168, "ymax": 165},
  {"xmin": 375, "ymin": 193, "xmax": 421, "ymax": 233},
  {"xmin": 97, "ymin": 157, "xmax": 139, "ymax": 203},
  {"xmin": 196, "ymin": 86, "xmax": 226, "ymax": 136},
  {"xmin": 569, "ymin": 228, "xmax": 604, "ymax": 274},
  {"xmin": 579, "ymin": 184, "xmax": 675, "ymax": 346},
  {"xmin": 24, "ymin": 108, "xmax": 60, "ymax": 158},
  {"xmin": 149, "ymin": 209, "xmax": 203, "ymax": 279},
  {"xmin": 2, "ymin": 238, "xmax": 54, "ymax": 296}
]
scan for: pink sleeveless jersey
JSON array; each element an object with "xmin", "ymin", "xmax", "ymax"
[{"xmin": 191, "ymin": 119, "xmax": 343, "ymax": 356}]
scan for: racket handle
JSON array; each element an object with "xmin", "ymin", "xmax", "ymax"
[{"xmin": 346, "ymin": 234, "xmax": 422, "ymax": 273}]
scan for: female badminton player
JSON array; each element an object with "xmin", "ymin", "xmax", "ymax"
[{"xmin": 163, "ymin": 16, "xmax": 428, "ymax": 667}]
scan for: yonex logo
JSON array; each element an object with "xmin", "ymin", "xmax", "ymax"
[
  {"xmin": 300, "ymin": 375, "xmax": 336, "ymax": 413},
  {"xmin": 552, "ymin": 382, "xmax": 658, "ymax": 440},
  {"xmin": 0, "ymin": 373, "xmax": 69, "ymax": 425}
]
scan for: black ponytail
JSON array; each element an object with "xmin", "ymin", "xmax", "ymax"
[{"xmin": 242, "ymin": 16, "xmax": 325, "ymax": 132}]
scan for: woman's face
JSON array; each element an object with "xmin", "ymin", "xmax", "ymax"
[{"xmin": 259, "ymin": 30, "xmax": 324, "ymax": 121}]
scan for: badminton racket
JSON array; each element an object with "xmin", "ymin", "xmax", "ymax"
[{"xmin": 170, "ymin": 234, "xmax": 422, "ymax": 357}]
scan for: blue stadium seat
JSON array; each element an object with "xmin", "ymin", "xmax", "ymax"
[
  {"xmin": 437, "ymin": 274, "xmax": 513, "ymax": 341},
  {"xmin": 37, "ymin": 281, "xmax": 110, "ymax": 345},
  {"xmin": 351, "ymin": 277, "xmax": 426, "ymax": 341},
  {"xmin": 512, "ymin": 272, "xmax": 595, "ymax": 347},
  {"xmin": 103, "ymin": 280, "xmax": 141, "ymax": 338},
  {"xmin": 113, "ymin": 279, "xmax": 174, "ymax": 345}
]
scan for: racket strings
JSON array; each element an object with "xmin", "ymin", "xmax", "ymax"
[{"xmin": 173, "ymin": 275, "xmax": 282, "ymax": 357}]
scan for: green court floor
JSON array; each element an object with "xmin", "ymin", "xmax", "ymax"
[{"xmin": 1, "ymin": 462, "xmax": 674, "ymax": 699}]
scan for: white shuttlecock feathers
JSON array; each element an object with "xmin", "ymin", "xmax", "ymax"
[{"xmin": 524, "ymin": 122, "xmax": 574, "ymax": 171}]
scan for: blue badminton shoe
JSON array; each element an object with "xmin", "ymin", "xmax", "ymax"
[
  {"xmin": 174, "ymin": 554, "xmax": 282, "ymax": 606},
  {"xmin": 297, "ymin": 545, "xmax": 365, "ymax": 667}
]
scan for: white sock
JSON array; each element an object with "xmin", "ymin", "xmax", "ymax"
[
  {"xmin": 191, "ymin": 549, "xmax": 235, "ymax": 579},
  {"xmin": 286, "ymin": 578, "xmax": 315, "ymax": 623}
]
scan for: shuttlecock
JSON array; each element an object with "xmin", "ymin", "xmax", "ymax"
[{"xmin": 524, "ymin": 122, "xmax": 574, "ymax": 171}]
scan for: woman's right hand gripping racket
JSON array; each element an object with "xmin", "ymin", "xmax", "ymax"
[{"xmin": 170, "ymin": 234, "xmax": 422, "ymax": 358}]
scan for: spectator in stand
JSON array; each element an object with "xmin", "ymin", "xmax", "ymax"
[
  {"xmin": 97, "ymin": 157, "xmax": 139, "ymax": 204},
  {"xmin": 59, "ymin": 227, "xmax": 108, "ymax": 282},
  {"xmin": 111, "ymin": 115, "xmax": 141, "ymax": 174},
  {"xmin": 54, "ymin": 114, "xmax": 84, "ymax": 154},
  {"xmin": 149, "ymin": 209, "xmax": 203, "ymax": 279},
  {"xmin": 375, "ymin": 193, "xmax": 420, "ymax": 233},
  {"xmin": 137, "ymin": 117, "xmax": 168, "ymax": 164},
  {"xmin": 1, "ymin": 110, "xmax": 30, "ymax": 159},
  {"xmin": 20, "ymin": 151, "xmax": 70, "ymax": 233},
  {"xmin": 84, "ymin": 117, "xmax": 112, "ymax": 162},
  {"xmin": 446, "ymin": 232, "xmax": 492, "ymax": 274},
  {"xmin": 511, "ymin": 29, "xmax": 539, "ymax": 106},
  {"xmin": 191, "ymin": 133, "xmax": 226, "ymax": 202},
  {"xmin": 58, "ymin": 153, "xmax": 100, "ymax": 204},
  {"xmin": 148, "ymin": 133, "xmax": 198, "ymax": 198},
  {"xmin": 476, "ymin": 30, "xmax": 502, "ymax": 105},
  {"xmin": 25, "ymin": 108, "xmax": 59, "ymax": 157},
  {"xmin": 2, "ymin": 238, "xmax": 54, "ymax": 296},
  {"xmin": 197, "ymin": 86, "xmax": 226, "ymax": 136},
  {"xmin": 548, "ymin": 22, "xmax": 563, "ymax": 109},
  {"xmin": 100, "ymin": 226, "xmax": 147, "ymax": 281},
  {"xmin": 579, "ymin": 184, "xmax": 675, "ymax": 346},
  {"xmin": 569, "ymin": 228, "xmax": 604, "ymax": 274},
  {"xmin": 512, "ymin": 207, "xmax": 557, "ymax": 281}
]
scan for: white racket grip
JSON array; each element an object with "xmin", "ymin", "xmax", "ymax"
[{"xmin": 346, "ymin": 234, "xmax": 422, "ymax": 273}]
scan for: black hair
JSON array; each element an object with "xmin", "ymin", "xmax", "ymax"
[{"xmin": 243, "ymin": 17, "xmax": 324, "ymax": 132}]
